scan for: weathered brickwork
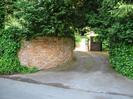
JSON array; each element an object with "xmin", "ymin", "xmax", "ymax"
[{"xmin": 18, "ymin": 37, "xmax": 74, "ymax": 70}]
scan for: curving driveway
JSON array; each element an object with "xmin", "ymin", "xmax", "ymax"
[
  {"xmin": 0, "ymin": 39, "xmax": 133, "ymax": 99},
  {"xmin": 1, "ymin": 50, "xmax": 133, "ymax": 99}
]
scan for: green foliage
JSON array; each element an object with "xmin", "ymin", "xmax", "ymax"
[
  {"xmin": 85, "ymin": 0, "xmax": 118, "ymax": 40},
  {"xmin": 14, "ymin": 0, "xmax": 76, "ymax": 39},
  {"xmin": 0, "ymin": 0, "xmax": 78, "ymax": 74},
  {"xmin": 102, "ymin": 40, "xmax": 109, "ymax": 51},
  {"xmin": 111, "ymin": 3, "xmax": 133, "ymax": 18},
  {"xmin": 1, "ymin": 0, "xmax": 133, "ymax": 78},
  {"xmin": 109, "ymin": 18, "xmax": 133, "ymax": 43},
  {"xmin": 108, "ymin": 1, "xmax": 133, "ymax": 78},
  {"xmin": 0, "ymin": 27, "xmax": 38, "ymax": 74},
  {"xmin": 75, "ymin": 33, "xmax": 82, "ymax": 44},
  {"xmin": 0, "ymin": 0, "xmax": 5, "ymax": 29},
  {"xmin": 84, "ymin": 0, "xmax": 133, "ymax": 78},
  {"xmin": 110, "ymin": 43, "xmax": 133, "ymax": 79},
  {"xmin": 85, "ymin": 0, "xmax": 133, "ymax": 42}
]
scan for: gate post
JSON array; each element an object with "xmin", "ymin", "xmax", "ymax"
[{"xmin": 88, "ymin": 32, "xmax": 102, "ymax": 51}]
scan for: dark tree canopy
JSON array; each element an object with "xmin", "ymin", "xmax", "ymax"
[{"xmin": 0, "ymin": 0, "xmax": 5, "ymax": 29}]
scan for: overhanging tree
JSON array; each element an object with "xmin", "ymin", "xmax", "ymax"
[
  {"xmin": 0, "ymin": 0, "xmax": 5, "ymax": 29},
  {"xmin": 85, "ymin": 0, "xmax": 133, "ymax": 78}
]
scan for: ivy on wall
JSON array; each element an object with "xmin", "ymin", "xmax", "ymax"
[
  {"xmin": 0, "ymin": 27, "xmax": 37, "ymax": 74},
  {"xmin": 0, "ymin": 0, "xmax": 78, "ymax": 74}
]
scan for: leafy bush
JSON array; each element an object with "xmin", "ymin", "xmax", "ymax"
[
  {"xmin": 110, "ymin": 43, "xmax": 133, "ymax": 79},
  {"xmin": 102, "ymin": 40, "xmax": 109, "ymax": 51},
  {"xmin": 108, "ymin": 1, "xmax": 133, "ymax": 79},
  {"xmin": 0, "ymin": 0, "xmax": 78, "ymax": 74},
  {"xmin": 108, "ymin": 17, "xmax": 133, "ymax": 43},
  {"xmin": 75, "ymin": 34, "xmax": 82, "ymax": 44},
  {"xmin": 14, "ymin": 0, "xmax": 76, "ymax": 39},
  {"xmin": 83, "ymin": 0, "xmax": 133, "ymax": 78},
  {"xmin": 0, "ymin": 0, "xmax": 5, "ymax": 29},
  {"xmin": 0, "ymin": 27, "xmax": 38, "ymax": 74}
]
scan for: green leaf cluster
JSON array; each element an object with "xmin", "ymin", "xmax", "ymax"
[
  {"xmin": 14, "ymin": 0, "xmax": 76, "ymax": 39},
  {"xmin": 110, "ymin": 43, "xmax": 133, "ymax": 79},
  {"xmin": 0, "ymin": 0, "xmax": 5, "ymax": 29},
  {"xmin": 0, "ymin": 27, "xmax": 37, "ymax": 74},
  {"xmin": 84, "ymin": 0, "xmax": 133, "ymax": 78},
  {"xmin": 0, "ymin": 0, "xmax": 78, "ymax": 74}
]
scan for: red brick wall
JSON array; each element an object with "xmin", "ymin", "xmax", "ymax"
[{"xmin": 18, "ymin": 37, "xmax": 74, "ymax": 70}]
